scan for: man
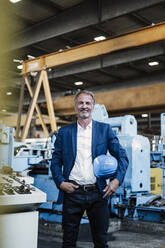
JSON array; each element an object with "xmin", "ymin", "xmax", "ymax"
[{"xmin": 51, "ymin": 90, "xmax": 128, "ymax": 248}]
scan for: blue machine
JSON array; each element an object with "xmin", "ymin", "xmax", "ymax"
[
  {"xmin": 150, "ymin": 113, "xmax": 165, "ymax": 161},
  {"xmin": 93, "ymin": 105, "xmax": 151, "ymax": 219},
  {"xmin": 92, "ymin": 105, "xmax": 165, "ymax": 222}
]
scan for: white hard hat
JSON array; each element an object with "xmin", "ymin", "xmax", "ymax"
[{"xmin": 93, "ymin": 154, "xmax": 118, "ymax": 179}]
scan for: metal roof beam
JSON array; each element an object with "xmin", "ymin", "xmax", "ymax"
[
  {"xmin": 7, "ymin": 40, "xmax": 165, "ymax": 88},
  {"xmin": 22, "ymin": 23, "xmax": 165, "ymax": 74},
  {"xmin": 10, "ymin": 0, "xmax": 165, "ymax": 51},
  {"xmin": 48, "ymin": 42, "xmax": 165, "ymax": 79}
]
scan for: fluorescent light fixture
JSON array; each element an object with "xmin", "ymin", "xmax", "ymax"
[
  {"xmin": 2, "ymin": 109, "xmax": 6, "ymax": 112},
  {"xmin": 6, "ymin": 92, "xmax": 12, "ymax": 96},
  {"xmin": 66, "ymin": 45, "xmax": 71, "ymax": 49},
  {"xmin": 10, "ymin": 0, "xmax": 22, "ymax": 3},
  {"xmin": 17, "ymin": 64, "xmax": 23, "ymax": 70},
  {"xmin": 148, "ymin": 61, "xmax": 159, "ymax": 67},
  {"xmin": 13, "ymin": 59, "xmax": 23, "ymax": 63},
  {"xmin": 142, "ymin": 113, "xmax": 148, "ymax": 118},
  {"xmin": 94, "ymin": 36, "xmax": 106, "ymax": 41},
  {"xmin": 74, "ymin": 81, "xmax": 83, "ymax": 86},
  {"xmin": 27, "ymin": 54, "xmax": 35, "ymax": 59}
]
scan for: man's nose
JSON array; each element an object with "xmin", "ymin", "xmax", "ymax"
[{"xmin": 82, "ymin": 102, "xmax": 87, "ymax": 107}]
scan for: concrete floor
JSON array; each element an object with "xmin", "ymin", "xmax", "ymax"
[
  {"xmin": 38, "ymin": 219, "xmax": 165, "ymax": 248},
  {"xmin": 38, "ymin": 231, "xmax": 165, "ymax": 248}
]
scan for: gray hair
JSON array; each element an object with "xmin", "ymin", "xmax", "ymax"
[{"xmin": 74, "ymin": 90, "xmax": 95, "ymax": 105}]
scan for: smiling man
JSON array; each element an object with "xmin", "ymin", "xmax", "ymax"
[
  {"xmin": 74, "ymin": 92, "xmax": 94, "ymax": 120},
  {"xmin": 51, "ymin": 90, "xmax": 128, "ymax": 248}
]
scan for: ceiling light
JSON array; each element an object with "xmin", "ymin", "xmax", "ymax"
[
  {"xmin": 6, "ymin": 92, "xmax": 12, "ymax": 96},
  {"xmin": 66, "ymin": 45, "xmax": 71, "ymax": 49},
  {"xmin": 1, "ymin": 109, "xmax": 6, "ymax": 112},
  {"xmin": 13, "ymin": 59, "xmax": 23, "ymax": 63},
  {"xmin": 94, "ymin": 36, "xmax": 106, "ymax": 41},
  {"xmin": 27, "ymin": 54, "xmax": 35, "ymax": 60},
  {"xmin": 9, "ymin": 0, "xmax": 22, "ymax": 3},
  {"xmin": 148, "ymin": 61, "xmax": 159, "ymax": 67},
  {"xmin": 74, "ymin": 81, "xmax": 83, "ymax": 86},
  {"xmin": 17, "ymin": 64, "xmax": 23, "ymax": 70},
  {"xmin": 142, "ymin": 114, "xmax": 148, "ymax": 118}
]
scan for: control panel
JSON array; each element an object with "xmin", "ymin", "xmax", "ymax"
[{"xmin": 0, "ymin": 173, "xmax": 46, "ymax": 212}]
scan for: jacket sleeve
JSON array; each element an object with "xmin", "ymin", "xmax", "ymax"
[
  {"xmin": 107, "ymin": 125, "xmax": 129, "ymax": 185},
  {"xmin": 50, "ymin": 128, "xmax": 65, "ymax": 188}
]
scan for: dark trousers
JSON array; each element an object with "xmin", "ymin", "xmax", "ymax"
[{"xmin": 62, "ymin": 187, "xmax": 109, "ymax": 248}]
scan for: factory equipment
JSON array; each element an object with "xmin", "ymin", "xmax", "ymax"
[
  {"xmin": 0, "ymin": 124, "xmax": 46, "ymax": 248},
  {"xmin": 0, "ymin": 172, "xmax": 46, "ymax": 248},
  {"xmin": 92, "ymin": 105, "xmax": 165, "ymax": 222},
  {"xmin": 0, "ymin": 124, "xmax": 54, "ymax": 172},
  {"xmin": 150, "ymin": 113, "xmax": 165, "ymax": 197},
  {"xmin": 150, "ymin": 168, "xmax": 162, "ymax": 195}
]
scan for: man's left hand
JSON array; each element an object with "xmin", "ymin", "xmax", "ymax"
[{"xmin": 103, "ymin": 178, "xmax": 120, "ymax": 198}]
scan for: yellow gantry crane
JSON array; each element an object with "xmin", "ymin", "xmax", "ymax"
[{"xmin": 16, "ymin": 22, "xmax": 165, "ymax": 141}]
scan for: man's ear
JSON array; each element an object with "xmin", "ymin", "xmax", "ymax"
[{"xmin": 91, "ymin": 104, "xmax": 95, "ymax": 112}]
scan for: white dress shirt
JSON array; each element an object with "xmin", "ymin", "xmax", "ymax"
[{"xmin": 69, "ymin": 121, "xmax": 96, "ymax": 185}]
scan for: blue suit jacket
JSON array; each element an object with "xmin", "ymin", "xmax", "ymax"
[{"xmin": 51, "ymin": 120, "xmax": 128, "ymax": 203}]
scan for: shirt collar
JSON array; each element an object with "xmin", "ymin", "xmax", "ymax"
[{"xmin": 77, "ymin": 120, "xmax": 92, "ymax": 130}]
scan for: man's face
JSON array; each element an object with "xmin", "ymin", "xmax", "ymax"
[{"xmin": 75, "ymin": 93, "xmax": 94, "ymax": 120}]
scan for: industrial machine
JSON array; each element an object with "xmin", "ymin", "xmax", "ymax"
[
  {"xmin": 150, "ymin": 113, "xmax": 165, "ymax": 198},
  {"xmin": 92, "ymin": 105, "xmax": 165, "ymax": 222},
  {"xmin": 0, "ymin": 123, "xmax": 75, "ymax": 223},
  {"xmin": 0, "ymin": 124, "xmax": 46, "ymax": 248},
  {"xmin": 0, "ymin": 171, "xmax": 46, "ymax": 248},
  {"xmin": 1, "ymin": 106, "xmax": 165, "ymax": 225}
]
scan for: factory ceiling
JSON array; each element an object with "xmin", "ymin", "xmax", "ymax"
[{"xmin": 1, "ymin": 0, "xmax": 165, "ymax": 136}]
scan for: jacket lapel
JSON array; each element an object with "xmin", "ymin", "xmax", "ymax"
[
  {"xmin": 92, "ymin": 120, "xmax": 97, "ymax": 161},
  {"xmin": 71, "ymin": 122, "xmax": 77, "ymax": 160}
]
